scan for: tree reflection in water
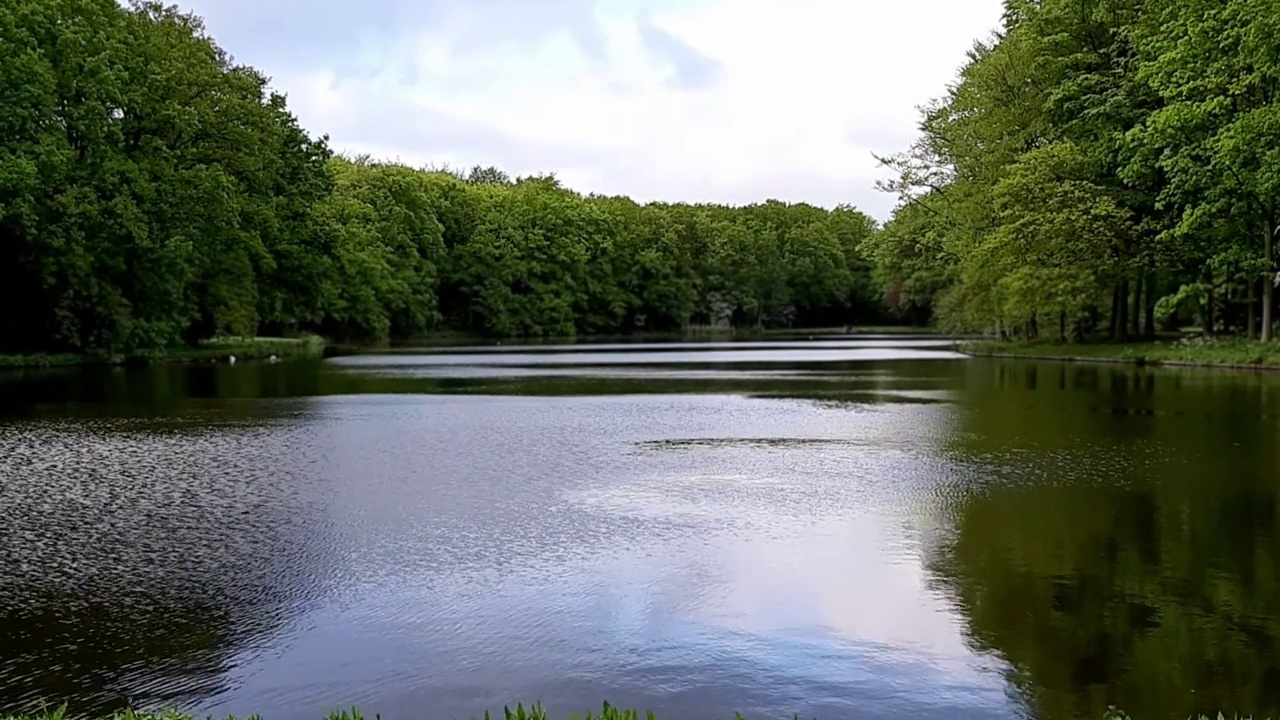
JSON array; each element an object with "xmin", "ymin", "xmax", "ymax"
[{"xmin": 928, "ymin": 361, "xmax": 1280, "ymax": 720}]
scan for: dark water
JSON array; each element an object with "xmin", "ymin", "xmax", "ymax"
[{"xmin": 2, "ymin": 336, "xmax": 1278, "ymax": 720}]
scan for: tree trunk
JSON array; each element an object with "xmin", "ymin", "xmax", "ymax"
[
  {"xmin": 1059, "ymin": 311, "xmax": 1066, "ymax": 343},
  {"xmin": 1205, "ymin": 284, "xmax": 1215, "ymax": 337},
  {"xmin": 1130, "ymin": 276, "xmax": 1142, "ymax": 338},
  {"xmin": 1109, "ymin": 285, "xmax": 1119, "ymax": 340},
  {"xmin": 1265, "ymin": 217, "xmax": 1275, "ymax": 342},
  {"xmin": 1143, "ymin": 275, "xmax": 1156, "ymax": 339},
  {"xmin": 1118, "ymin": 279, "xmax": 1130, "ymax": 340},
  {"xmin": 1248, "ymin": 277, "xmax": 1257, "ymax": 340}
]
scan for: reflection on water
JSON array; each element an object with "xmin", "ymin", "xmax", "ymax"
[
  {"xmin": 931, "ymin": 362, "xmax": 1280, "ymax": 720},
  {"xmin": 0, "ymin": 416, "xmax": 339, "ymax": 712},
  {"xmin": 2, "ymin": 339, "xmax": 1280, "ymax": 720}
]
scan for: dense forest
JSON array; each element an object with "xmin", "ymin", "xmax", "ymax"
[
  {"xmin": 872, "ymin": 0, "xmax": 1280, "ymax": 341},
  {"xmin": 7, "ymin": 0, "xmax": 1278, "ymax": 355},
  {"xmin": 0, "ymin": 0, "xmax": 885, "ymax": 356}
]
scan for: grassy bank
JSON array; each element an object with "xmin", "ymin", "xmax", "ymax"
[
  {"xmin": 0, "ymin": 705, "xmax": 1254, "ymax": 720},
  {"xmin": 0, "ymin": 335, "xmax": 325, "ymax": 369},
  {"xmin": 960, "ymin": 336, "xmax": 1280, "ymax": 370}
]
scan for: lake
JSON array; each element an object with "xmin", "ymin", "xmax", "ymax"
[{"xmin": 1, "ymin": 336, "xmax": 1278, "ymax": 720}]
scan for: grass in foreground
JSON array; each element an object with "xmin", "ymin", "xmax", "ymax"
[
  {"xmin": 1, "ymin": 705, "xmax": 1265, "ymax": 720},
  {"xmin": 0, "ymin": 335, "xmax": 325, "ymax": 369},
  {"xmin": 961, "ymin": 336, "xmax": 1280, "ymax": 369},
  {"xmin": 5, "ymin": 706, "xmax": 658, "ymax": 720}
]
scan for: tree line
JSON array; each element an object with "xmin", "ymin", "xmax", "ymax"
[
  {"xmin": 0, "ymin": 0, "xmax": 885, "ymax": 355},
  {"xmin": 871, "ymin": 0, "xmax": 1280, "ymax": 341}
]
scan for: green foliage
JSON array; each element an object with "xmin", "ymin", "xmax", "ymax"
[
  {"xmin": 312, "ymin": 158, "xmax": 448, "ymax": 340},
  {"xmin": 871, "ymin": 0, "xmax": 1280, "ymax": 342},
  {"xmin": 0, "ymin": 0, "xmax": 887, "ymax": 356},
  {"xmin": 0, "ymin": 0, "xmax": 330, "ymax": 354}
]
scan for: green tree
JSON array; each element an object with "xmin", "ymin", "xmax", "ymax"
[
  {"xmin": 314, "ymin": 158, "xmax": 446, "ymax": 340},
  {"xmin": 0, "ymin": 0, "xmax": 887, "ymax": 352},
  {"xmin": 1132, "ymin": 0, "xmax": 1280, "ymax": 339}
]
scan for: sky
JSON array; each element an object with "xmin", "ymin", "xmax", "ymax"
[{"xmin": 176, "ymin": 0, "xmax": 1005, "ymax": 221}]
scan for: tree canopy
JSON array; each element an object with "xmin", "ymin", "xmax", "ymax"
[
  {"xmin": 9, "ymin": 0, "xmax": 1275, "ymax": 353},
  {"xmin": 0, "ymin": 0, "xmax": 884, "ymax": 355},
  {"xmin": 872, "ymin": 0, "xmax": 1280, "ymax": 342}
]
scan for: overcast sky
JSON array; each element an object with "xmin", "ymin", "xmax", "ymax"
[{"xmin": 177, "ymin": 0, "xmax": 1004, "ymax": 221}]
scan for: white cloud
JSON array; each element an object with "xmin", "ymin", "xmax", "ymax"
[{"xmin": 183, "ymin": 0, "xmax": 1004, "ymax": 220}]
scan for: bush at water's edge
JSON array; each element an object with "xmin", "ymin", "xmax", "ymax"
[
  {"xmin": 958, "ymin": 336, "xmax": 1280, "ymax": 370},
  {"xmin": 0, "ymin": 335, "xmax": 326, "ymax": 369},
  {"xmin": 1, "ymin": 704, "xmax": 1264, "ymax": 720}
]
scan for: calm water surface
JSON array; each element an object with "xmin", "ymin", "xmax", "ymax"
[{"xmin": 2, "ymin": 336, "xmax": 1278, "ymax": 720}]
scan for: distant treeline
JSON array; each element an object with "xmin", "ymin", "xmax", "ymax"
[
  {"xmin": 0, "ymin": 0, "xmax": 889, "ymax": 355},
  {"xmin": 870, "ymin": 0, "xmax": 1280, "ymax": 341}
]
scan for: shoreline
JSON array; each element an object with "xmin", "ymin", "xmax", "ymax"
[
  {"xmin": 0, "ymin": 328, "xmax": 938, "ymax": 368},
  {"xmin": 386, "ymin": 325, "xmax": 937, "ymax": 348},
  {"xmin": 956, "ymin": 339, "xmax": 1280, "ymax": 373},
  {"xmin": 0, "ymin": 336, "xmax": 326, "ymax": 370}
]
